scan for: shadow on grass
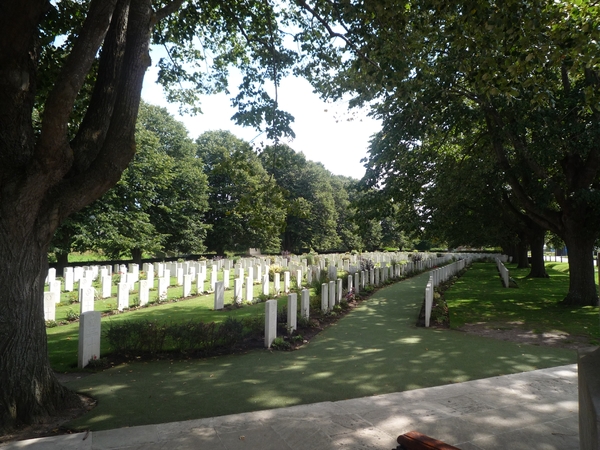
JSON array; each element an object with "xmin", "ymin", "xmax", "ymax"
[{"xmin": 64, "ymin": 271, "xmax": 575, "ymax": 432}]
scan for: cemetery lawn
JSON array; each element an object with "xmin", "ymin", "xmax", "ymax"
[
  {"xmin": 445, "ymin": 261, "xmax": 600, "ymax": 345},
  {"xmin": 62, "ymin": 270, "xmax": 575, "ymax": 432}
]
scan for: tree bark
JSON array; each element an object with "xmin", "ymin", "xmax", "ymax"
[
  {"xmin": 516, "ymin": 234, "xmax": 529, "ymax": 269},
  {"xmin": 0, "ymin": 0, "xmax": 157, "ymax": 432},
  {"xmin": 0, "ymin": 230, "xmax": 81, "ymax": 432},
  {"xmin": 528, "ymin": 228, "xmax": 549, "ymax": 278},
  {"xmin": 132, "ymin": 247, "xmax": 142, "ymax": 266},
  {"xmin": 561, "ymin": 232, "xmax": 598, "ymax": 306},
  {"xmin": 54, "ymin": 251, "xmax": 70, "ymax": 276}
]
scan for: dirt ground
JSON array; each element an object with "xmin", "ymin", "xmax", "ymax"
[{"xmin": 457, "ymin": 321, "xmax": 595, "ymax": 351}]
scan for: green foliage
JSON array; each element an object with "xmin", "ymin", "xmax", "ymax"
[
  {"xmin": 197, "ymin": 131, "xmax": 286, "ymax": 255},
  {"xmin": 270, "ymin": 337, "xmax": 291, "ymax": 350},
  {"xmin": 65, "ymin": 309, "xmax": 79, "ymax": 321},
  {"xmin": 104, "ymin": 317, "xmax": 246, "ymax": 356},
  {"xmin": 51, "ymin": 102, "xmax": 210, "ymax": 260}
]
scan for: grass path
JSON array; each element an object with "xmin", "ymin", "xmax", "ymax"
[{"xmin": 65, "ymin": 270, "xmax": 575, "ymax": 431}]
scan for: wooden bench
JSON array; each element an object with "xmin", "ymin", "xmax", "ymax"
[{"xmin": 396, "ymin": 431, "xmax": 461, "ymax": 450}]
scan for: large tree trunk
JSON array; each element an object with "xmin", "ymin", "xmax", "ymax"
[
  {"xmin": 54, "ymin": 251, "xmax": 70, "ymax": 276},
  {"xmin": 132, "ymin": 247, "xmax": 143, "ymax": 266},
  {"xmin": 562, "ymin": 232, "xmax": 598, "ymax": 306},
  {"xmin": 516, "ymin": 234, "xmax": 529, "ymax": 269},
  {"xmin": 0, "ymin": 0, "xmax": 157, "ymax": 433},
  {"xmin": 527, "ymin": 227, "xmax": 549, "ymax": 278},
  {"xmin": 0, "ymin": 230, "xmax": 81, "ymax": 432}
]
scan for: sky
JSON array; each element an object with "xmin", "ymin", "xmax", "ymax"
[{"xmin": 141, "ymin": 63, "xmax": 381, "ymax": 181}]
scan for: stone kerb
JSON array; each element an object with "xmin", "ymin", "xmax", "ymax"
[{"xmin": 496, "ymin": 257, "xmax": 510, "ymax": 287}]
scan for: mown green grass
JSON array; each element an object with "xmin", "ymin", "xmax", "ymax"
[
  {"xmin": 64, "ymin": 271, "xmax": 575, "ymax": 432},
  {"xmin": 445, "ymin": 261, "xmax": 600, "ymax": 342},
  {"xmin": 47, "ymin": 280, "xmax": 291, "ymax": 372}
]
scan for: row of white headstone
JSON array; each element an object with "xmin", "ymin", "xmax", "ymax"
[
  {"xmin": 423, "ymin": 253, "xmax": 504, "ymax": 327},
  {"xmin": 264, "ymin": 253, "xmax": 461, "ymax": 348},
  {"xmin": 55, "ymin": 252, "xmax": 455, "ymax": 366}
]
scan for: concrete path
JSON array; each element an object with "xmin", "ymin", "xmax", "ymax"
[{"xmin": 2, "ymin": 363, "xmax": 579, "ymax": 450}]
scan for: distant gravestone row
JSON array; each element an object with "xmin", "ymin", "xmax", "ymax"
[{"xmin": 46, "ymin": 251, "xmax": 470, "ymax": 366}]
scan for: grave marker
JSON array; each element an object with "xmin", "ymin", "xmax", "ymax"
[
  {"xmin": 78, "ymin": 311, "xmax": 101, "ymax": 369},
  {"xmin": 214, "ymin": 281, "xmax": 225, "ymax": 310},
  {"xmin": 264, "ymin": 300, "xmax": 277, "ymax": 348}
]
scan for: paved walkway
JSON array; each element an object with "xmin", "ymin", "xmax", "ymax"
[{"xmin": 3, "ymin": 363, "xmax": 579, "ymax": 450}]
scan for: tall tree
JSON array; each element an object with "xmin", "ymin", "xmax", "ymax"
[
  {"xmin": 197, "ymin": 130, "xmax": 286, "ymax": 254},
  {"xmin": 295, "ymin": 0, "xmax": 600, "ymax": 305},
  {"xmin": 0, "ymin": 0, "xmax": 303, "ymax": 431},
  {"xmin": 260, "ymin": 144, "xmax": 341, "ymax": 253}
]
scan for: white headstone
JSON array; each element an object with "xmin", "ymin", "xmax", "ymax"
[
  {"xmin": 101, "ymin": 275, "xmax": 112, "ymax": 298},
  {"xmin": 78, "ymin": 311, "xmax": 101, "ymax": 369},
  {"xmin": 287, "ymin": 293, "xmax": 297, "ymax": 331},
  {"xmin": 301, "ymin": 289, "xmax": 310, "ymax": 319},
  {"xmin": 80, "ymin": 286, "xmax": 95, "ymax": 313},
  {"xmin": 223, "ymin": 269, "xmax": 230, "ymax": 290},
  {"xmin": 43, "ymin": 292, "xmax": 57, "ymax": 321},
  {"xmin": 262, "ymin": 273, "xmax": 270, "ymax": 296},
  {"xmin": 183, "ymin": 274, "xmax": 192, "ymax": 297},
  {"xmin": 234, "ymin": 278, "xmax": 243, "ymax": 304},
  {"xmin": 46, "ymin": 268, "xmax": 56, "ymax": 284},
  {"xmin": 196, "ymin": 272, "xmax": 206, "ymax": 294},
  {"xmin": 328, "ymin": 280, "xmax": 335, "ymax": 310},
  {"xmin": 214, "ymin": 281, "xmax": 225, "ymax": 310},
  {"xmin": 274, "ymin": 272, "xmax": 281, "ymax": 295},
  {"xmin": 245, "ymin": 276, "xmax": 253, "ymax": 303},
  {"xmin": 321, "ymin": 283, "xmax": 328, "ymax": 313},
  {"xmin": 117, "ymin": 282, "xmax": 129, "ymax": 311},
  {"xmin": 64, "ymin": 267, "xmax": 74, "ymax": 292},
  {"xmin": 284, "ymin": 271, "xmax": 290, "ymax": 294},
  {"xmin": 50, "ymin": 280, "xmax": 61, "ymax": 303},
  {"xmin": 264, "ymin": 300, "xmax": 277, "ymax": 348},
  {"xmin": 158, "ymin": 277, "xmax": 169, "ymax": 301},
  {"xmin": 139, "ymin": 280, "xmax": 149, "ymax": 306},
  {"xmin": 147, "ymin": 266, "xmax": 155, "ymax": 289}
]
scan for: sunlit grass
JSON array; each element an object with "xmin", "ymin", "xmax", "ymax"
[{"xmin": 445, "ymin": 261, "xmax": 599, "ymax": 341}]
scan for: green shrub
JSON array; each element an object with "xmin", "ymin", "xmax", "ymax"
[
  {"xmin": 243, "ymin": 314, "xmax": 265, "ymax": 338},
  {"xmin": 105, "ymin": 317, "xmax": 246, "ymax": 356},
  {"xmin": 270, "ymin": 337, "xmax": 291, "ymax": 350},
  {"xmin": 66, "ymin": 308, "xmax": 79, "ymax": 321}
]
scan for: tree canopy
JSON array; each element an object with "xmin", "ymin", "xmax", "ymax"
[{"xmin": 295, "ymin": 0, "xmax": 600, "ymax": 304}]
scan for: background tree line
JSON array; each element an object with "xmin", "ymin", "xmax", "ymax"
[{"xmin": 50, "ymin": 101, "xmax": 419, "ymax": 265}]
